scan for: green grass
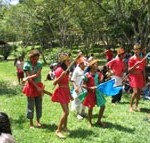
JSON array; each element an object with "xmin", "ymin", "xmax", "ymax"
[{"xmin": 0, "ymin": 61, "xmax": 150, "ymax": 143}]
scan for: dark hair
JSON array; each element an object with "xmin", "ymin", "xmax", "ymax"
[
  {"xmin": 0, "ymin": 112, "xmax": 12, "ymax": 135},
  {"xmin": 58, "ymin": 62, "xmax": 67, "ymax": 71}
]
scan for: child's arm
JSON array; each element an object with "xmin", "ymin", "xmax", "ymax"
[
  {"xmin": 24, "ymin": 70, "xmax": 43, "ymax": 94},
  {"xmin": 23, "ymin": 69, "xmax": 41, "ymax": 81},
  {"xmin": 53, "ymin": 71, "xmax": 67, "ymax": 86},
  {"xmin": 82, "ymin": 80, "xmax": 96, "ymax": 92},
  {"xmin": 71, "ymin": 80, "xmax": 79, "ymax": 93}
]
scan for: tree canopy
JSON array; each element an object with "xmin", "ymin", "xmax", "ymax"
[{"xmin": 0, "ymin": 0, "xmax": 150, "ymax": 61}]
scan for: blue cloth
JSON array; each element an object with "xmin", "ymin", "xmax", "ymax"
[{"xmin": 97, "ymin": 79, "xmax": 122, "ymax": 96}]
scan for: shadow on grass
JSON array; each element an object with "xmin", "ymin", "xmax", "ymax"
[
  {"xmin": 118, "ymin": 101, "xmax": 130, "ymax": 104},
  {"xmin": 12, "ymin": 116, "xmax": 57, "ymax": 131},
  {"xmin": 102, "ymin": 122, "xmax": 135, "ymax": 133},
  {"xmin": 140, "ymin": 108, "xmax": 150, "ymax": 113},
  {"xmin": 69, "ymin": 128, "xmax": 95, "ymax": 138},
  {"xmin": 11, "ymin": 115, "xmax": 26, "ymax": 129},
  {"xmin": 40, "ymin": 123, "xmax": 57, "ymax": 132},
  {"xmin": 0, "ymin": 81, "xmax": 20, "ymax": 96},
  {"xmin": 92, "ymin": 114, "xmax": 107, "ymax": 119}
]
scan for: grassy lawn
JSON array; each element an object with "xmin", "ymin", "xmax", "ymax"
[{"xmin": 0, "ymin": 61, "xmax": 150, "ymax": 143}]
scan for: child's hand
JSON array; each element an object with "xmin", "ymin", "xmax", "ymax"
[
  {"xmin": 61, "ymin": 71, "xmax": 67, "ymax": 76},
  {"xmin": 37, "ymin": 87, "xmax": 43, "ymax": 96},
  {"xmin": 70, "ymin": 95, "xmax": 74, "ymax": 101},
  {"xmin": 23, "ymin": 77, "xmax": 28, "ymax": 82},
  {"xmin": 89, "ymin": 86, "xmax": 96, "ymax": 92},
  {"xmin": 75, "ymin": 86, "xmax": 79, "ymax": 93}
]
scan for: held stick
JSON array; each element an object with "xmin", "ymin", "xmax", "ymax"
[
  {"xmin": 22, "ymin": 79, "xmax": 52, "ymax": 96},
  {"xmin": 43, "ymin": 90, "xmax": 52, "ymax": 96},
  {"xmin": 66, "ymin": 52, "xmax": 82, "ymax": 72},
  {"xmin": 52, "ymin": 52, "xmax": 83, "ymax": 89},
  {"xmin": 122, "ymin": 52, "xmax": 150, "ymax": 81}
]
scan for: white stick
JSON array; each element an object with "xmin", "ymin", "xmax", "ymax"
[{"xmin": 66, "ymin": 52, "xmax": 82, "ymax": 72}]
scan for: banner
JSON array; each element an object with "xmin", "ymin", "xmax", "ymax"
[{"xmin": 97, "ymin": 79, "xmax": 122, "ymax": 96}]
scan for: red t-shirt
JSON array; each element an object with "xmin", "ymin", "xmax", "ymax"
[
  {"xmin": 51, "ymin": 67, "xmax": 71, "ymax": 104},
  {"xmin": 128, "ymin": 55, "xmax": 146, "ymax": 88},
  {"xmin": 106, "ymin": 57, "xmax": 125, "ymax": 77},
  {"xmin": 105, "ymin": 50, "xmax": 113, "ymax": 61}
]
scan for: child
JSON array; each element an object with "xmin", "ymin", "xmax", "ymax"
[
  {"xmin": 106, "ymin": 48, "xmax": 126, "ymax": 104},
  {"xmin": 82, "ymin": 59, "xmax": 106, "ymax": 127},
  {"xmin": 51, "ymin": 53, "xmax": 72, "ymax": 138},
  {"xmin": 45, "ymin": 63, "xmax": 58, "ymax": 81},
  {"xmin": 22, "ymin": 49, "xmax": 44, "ymax": 128},
  {"xmin": 71, "ymin": 56, "xmax": 87, "ymax": 120},
  {"xmin": 15, "ymin": 56, "xmax": 24, "ymax": 84},
  {"xmin": 0, "ymin": 112, "xmax": 15, "ymax": 143},
  {"xmin": 104, "ymin": 47, "xmax": 113, "ymax": 62},
  {"xmin": 128, "ymin": 44, "xmax": 146, "ymax": 112}
]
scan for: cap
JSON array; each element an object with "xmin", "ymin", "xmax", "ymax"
[
  {"xmin": 88, "ymin": 59, "xmax": 99, "ymax": 67},
  {"xmin": 58, "ymin": 53, "xmax": 70, "ymax": 62},
  {"xmin": 117, "ymin": 48, "xmax": 125, "ymax": 55},
  {"xmin": 134, "ymin": 44, "xmax": 141, "ymax": 50}
]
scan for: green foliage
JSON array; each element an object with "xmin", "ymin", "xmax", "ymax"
[
  {"xmin": 0, "ymin": 61, "xmax": 150, "ymax": 143},
  {"xmin": 0, "ymin": 0, "xmax": 150, "ymax": 61}
]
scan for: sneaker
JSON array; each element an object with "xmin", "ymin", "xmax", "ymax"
[{"xmin": 77, "ymin": 114, "xmax": 83, "ymax": 120}]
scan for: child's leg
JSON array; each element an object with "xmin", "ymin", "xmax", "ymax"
[
  {"xmin": 88, "ymin": 108, "xmax": 93, "ymax": 127},
  {"xmin": 81, "ymin": 105, "xmax": 86, "ymax": 116},
  {"xmin": 97, "ymin": 105, "xmax": 105, "ymax": 125},
  {"xmin": 62, "ymin": 104, "xmax": 69, "ymax": 130},
  {"xmin": 118, "ymin": 90, "xmax": 123, "ymax": 102},
  {"xmin": 75, "ymin": 99, "xmax": 84, "ymax": 119},
  {"xmin": 111, "ymin": 94, "xmax": 118, "ymax": 103},
  {"xmin": 17, "ymin": 73, "xmax": 20, "ymax": 84},
  {"xmin": 74, "ymin": 98, "xmax": 81, "ymax": 115},
  {"xmin": 135, "ymin": 88, "xmax": 141, "ymax": 111},
  {"xmin": 130, "ymin": 88, "xmax": 138, "ymax": 112},
  {"xmin": 27, "ymin": 97, "xmax": 35, "ymax": 127},
  {"xmin": 57, "ymin": 103, "xmax": 69, "ymax": 132},
  {"xmin": 55, "ymin": 103, "xmax": 69, "ymax": 138},
  {"xmin": 35, "ymin": 96, "xmax": 42, "ymax": 126}
]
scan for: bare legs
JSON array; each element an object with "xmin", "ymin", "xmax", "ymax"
[
  {"xmin": 88, "ymin": 106, "xmax": 105, "ymax": 127},
  {"xmin": 97, "ymin": 106, "xmax": 105, "ymax": 126},
  {"xmin": 56, "ymin": 103, "xmax": 69, "ymax": 138},
  {"xmin": 130, "ymin": 87, "xmax": 141, "ymax": 112},
  {"xmin": 88, "ymin": 108, "xmax": 93, "ymax": 127}
]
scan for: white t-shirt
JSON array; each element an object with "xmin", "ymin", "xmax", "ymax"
[
  {"xmin": 71, "ymin": 65, "xmax": 84, "ymax": 87},
  {"xmin": 16, "ymin": 60, "xmax": 24, "ymax": 71},
  {"xmin": 71, "ymin": 65, "xmax": 84, "ymax": 98},
  {"xmin": 0, "ymin": 133, "xmax": 15, "ymax": 143}
]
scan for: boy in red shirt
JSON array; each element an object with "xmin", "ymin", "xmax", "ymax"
[
  {"xmin": 106, "ymin": 48, "xmax": 126, "ymax": 103},
  {"xmin": 105, "ymin": 47, "xmax": 113, "ymax": 62}
]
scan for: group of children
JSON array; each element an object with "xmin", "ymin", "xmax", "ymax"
[{"xmin": 20, "ymin": 44, "xmax": 148, "ymax": 138}]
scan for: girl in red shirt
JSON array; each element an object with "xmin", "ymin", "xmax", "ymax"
[
  {"xmin": 128, "ymin": 44, "xmax": 146, "ymax": 112},
  {"xmin": 51, "ymin": 53, "xmax": 72, "ymax": 138},
  {"xmin": 82, "ymin": 59, "xmax": 106, "ymax": 127}
]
